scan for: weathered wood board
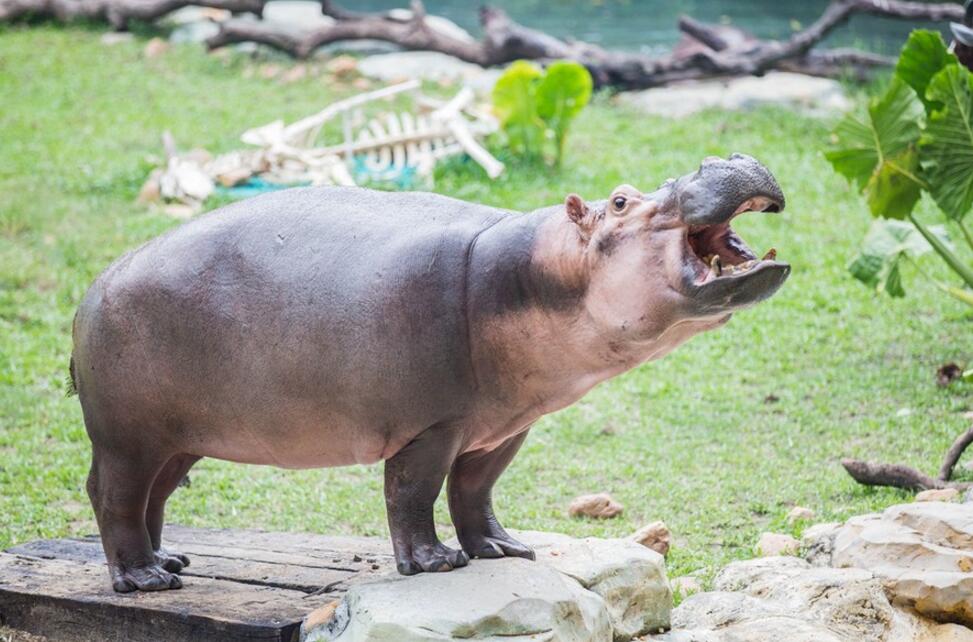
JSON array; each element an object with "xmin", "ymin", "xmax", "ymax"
[{"xmin": 0, "ymin": 525, "xmax": 396, "ymax": 642}]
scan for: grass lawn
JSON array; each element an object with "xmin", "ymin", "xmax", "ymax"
[{"xmin": 1, "ymin": 25, "xmax": 971, "ymax": 584}]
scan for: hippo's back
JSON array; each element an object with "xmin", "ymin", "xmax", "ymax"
[{"xmin": 73, "ymin": 187, "xmax": 512, "ymax": 466}]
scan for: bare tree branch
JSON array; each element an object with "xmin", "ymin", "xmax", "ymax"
[
  {"xmin": 203, "ymin": 0, "xmax": 963, "ymax": 89},
  {"xmin": 842, "ymin": 458, "xmax": 950, "ymax": 491},
  {"xmin": 938, "ymin": 426, "xmax": 973, "ymax": 482},
  {"xmin": 2, "ymin": 0, "xmax": 966, "ymax": 89},
  {"xmin": 0, "ymin": 0, "xmax": 265, "ymax": 29}
]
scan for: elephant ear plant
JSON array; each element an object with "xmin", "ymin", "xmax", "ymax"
[
  {"xmin": 826, "ymin": 30, "xmax": 973, "ymax": 309},
  {"xmin": 492, "ymin": 60, "xmax": 593, "ymax": 166}
]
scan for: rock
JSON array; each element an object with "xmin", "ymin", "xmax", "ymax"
[
  {"xmin": 714, "ymin": 557, "xmax": 893, "ymax": 642},
  {"xmin": 100, "ymin": 32, "xmax": 133, "ymax": 45},
  {"xmin": 306, "ymin": 530, "xmax": 671, "ymax": 642},
  {"xmin": 650, "ymin": 503, "xmax": 973, "ymax": 642},
  {"xmin": 965, "ymin": 487, "xmax": 973, "ymax": 503},
  {"xmin": 631, "ymin": 521, "xmax": 671, "ymax": 556},
  {"xmin": 618, "ymin": 71, "xmax": 851, "ymax": 119},
  {"xmin": 282, "ymin": 64, "xmax": 308, "ymax": 83},
  {"xmin": 164, "ymin": 5, "xmax": 229, "ymax": 43},
  {"xmin": 263, "ymin": 0, "xmax": 336, "ymax": 30},
  {"xmin": 143, "ymin": 37, "xmax": 170, "ymax": 58},
  {"xmin": 357, "ymin": 51, "xmax": 494, "ymax": 89},
  {"xmin": 829, "ymin": 502, "xmax": 973, "ymax": 627},
  {"xmin": 326, "ymin": 55, "xmax": 358, "ymax": 79},
  {"xmin": 650, "ymin": 554, "xmax": 973, "ymax": 642},
  {"xmin": 170, "ymin": 20, "xmax": 221, "ymax": 44},
  {"xmin": 569, "ymin": 493, "xmax": 623, "ymax": 519},
  {"xmin": 756, "ymin": 532, "xmax": 799, "ymax": 557},
  {"xmin": 522, "ymin": 531, "xmax": 671, "ymax": 639},
  {"xmin": 137, "ymin": 172, "xmax": 162, "ymax": 204},
  {"xmin": 307, "ymin": 558, "xmax": 612, "ymax": 642},
  {"xmin": 787, "ymin": 506, "xmax": 816, "ymax": 524},
  {"xmin": 916, "ymin": 488, "xmax": 959, "ymax": 502},
  {"xmin": 801, "ymin": 522, "xmax": 841, "ymax": 566}
]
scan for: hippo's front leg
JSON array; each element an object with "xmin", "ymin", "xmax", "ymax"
[
  {"xmin": 384, "ymin": 424, "xmax": 470, "ymax": 575},
  {"xmin": 447, "ymin": 431, "xmax": 535, "ymax": 561}
]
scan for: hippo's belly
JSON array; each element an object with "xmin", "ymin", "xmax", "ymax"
[{"xmin": 73, "ymin": 187, "xmax": 509, "ymax": 466}]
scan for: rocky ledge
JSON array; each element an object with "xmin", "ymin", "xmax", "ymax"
[
  {"xmin": 653, "ymin": 500, "xmax": 973, "ymax": 642},
  {"xmin": 301, "ymin": 530, "xmax": 671, "ymax": 642},
  {"xmin": 302, "ymin": 501, "xmax": 973, "ymax": 642}
]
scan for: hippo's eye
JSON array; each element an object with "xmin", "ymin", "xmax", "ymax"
[{"xmin": 612, "ymin": 196, "xmax": 627, "ymax": 211}]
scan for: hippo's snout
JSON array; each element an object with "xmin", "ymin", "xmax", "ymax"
[
  {"xmin": 675, "ymin": 153, "xmax": 785, "ymax": 227},
  {"xmin": 660, "ymin": 153, "xmax": 790, "ymax": 314}
]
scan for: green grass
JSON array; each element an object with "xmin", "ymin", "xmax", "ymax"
[{"xmin": 1, "ymin": 25, "xmax": 970, "ymax": 583}]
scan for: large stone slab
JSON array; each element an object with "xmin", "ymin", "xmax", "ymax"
[
  {"xmin": 617, "ymin": 71, "xmax": 850, "ymax": 118},
  {"xmin": 305, "ymin": 531, "xmax": 672, "ymax": 642},
  {"xmin": 650, "ymin": 555, "xmax": 973, "ymax": 642},
  {"xmin": 309, "ymin": 558, "xmax": 612, "ymax": 642},
  {"xmin": 820, "ymin": 502, "xmax": 973, "ymax": 627}
]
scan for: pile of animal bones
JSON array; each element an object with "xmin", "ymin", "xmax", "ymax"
[{"xmin": 140, "ymin": 80, "xmax": 503, "ymax": 214}]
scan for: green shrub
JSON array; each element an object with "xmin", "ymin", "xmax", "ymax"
[
  {"xmin": 492, "ymin": 60, "xmax": 592, "ymax": 166},
  {"xmin": 826, "ymin": 30, "xmax": 973, "ymax": 309}
]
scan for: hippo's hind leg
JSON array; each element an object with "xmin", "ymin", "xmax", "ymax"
[
  {"xmin": 447, "ymin": 431, "xmax": 535, "ymax": 561},
  {"xmin": 147, "ymin": 454, "xmax": 201, "ymax": 573},
  {"xmin": 384, "ymin": 424, "xmax": 469, "ymax": 575},
  {"xmin": 86, "ymin": 445, "xmax": 183, "ymax": 592}
]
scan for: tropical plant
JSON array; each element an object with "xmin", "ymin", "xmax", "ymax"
[
  {"xmin": 491, "ymin": 60, "xmax": 593, "ymax": 166},
  {"xmin": 826, "ymin": 30, "xmax": 973, "ymax": 308}
]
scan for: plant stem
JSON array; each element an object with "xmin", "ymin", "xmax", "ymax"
[
  {"xmin": 908, "ymin": 212, "xmax": 973, "ymax": 288},
  {"xmin": 904, "ymin": 254, "xmax": 973, "ymax": 308},
  {"xmin": 960, "ymin": 219, "xmax": 973, "ymax": 253}
]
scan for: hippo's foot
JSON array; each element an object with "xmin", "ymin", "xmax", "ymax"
[
  {"xmin": 396, "ymin": 542, "xmax": 469, "ymax": 575},
  {"xmin": 459, "ymin": 529, "xmax": 535, "ymax": 561},
  {"xmin": 110, "ymin": 563, "xmax": 183, "ymax": 593},
  {"xmin": 155, "ymin": 548, "xmax": 190, "ymax": 573}
]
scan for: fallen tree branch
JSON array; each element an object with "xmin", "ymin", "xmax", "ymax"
[
  {"xmin": 938, "ymin": 426, "xmax": 973, "ymax": 482},
  {"xmin": 0, "ymin": 0, "xmax": 265, "ymax": 29},
  {"xmin": 2, "ymin": 0, "xmax": 965, "ymax": 89},
  {"xmin": 842, "ymin": 459, "xmax": 951, "ymax": 491},
  {"xmin": 842, "ymin": 423, "xmax": 973, "ymax": 493},
  {"xmin": 202, "ymin": 0, "xmax": 964, "ymax": 89}
]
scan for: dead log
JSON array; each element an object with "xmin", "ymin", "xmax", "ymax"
[
  {"xmin": 842, "ymin": 458, "xmax": 950, "ymax": 492},
  {"xmin": 0, "ymin": 0, "xmax": 265, "ymax": 28},
  {"xmin": 842, "ymin": 424, "xmax": 973, "ymax": 493},
  {"xmin": 202, "ymin": 0, "xmax": 965, "ymax": 89},
  {"xmin": 938, "ymin": 426, "xmax": 973, "ymax": 482}
]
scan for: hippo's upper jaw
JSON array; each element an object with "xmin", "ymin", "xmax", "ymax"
[{"xmin": 668, "ymin": 154, "xmax": 790, "ymax": 315}]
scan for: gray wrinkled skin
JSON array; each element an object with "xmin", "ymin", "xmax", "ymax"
[{"xmin": 72, "ymin": 154, "xmax": 790, "ymax": 593}]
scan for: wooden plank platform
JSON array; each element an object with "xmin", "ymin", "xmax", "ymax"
[{"xmin": 0, "ymin": 525, "xmax": 396, "ymax": 642}]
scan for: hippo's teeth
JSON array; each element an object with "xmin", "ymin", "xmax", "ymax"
[
  {"xmin": 709, "ymin": 255, "xmax": 722, "ymax": 277},
  {"xmin": 762, "ymin": 248, "xmax": 777, "ymax": 261}
]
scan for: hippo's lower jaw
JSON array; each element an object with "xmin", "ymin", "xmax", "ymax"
[{"xmin": 680, "ymin": 194, "xmax": 790, "ymax": 314}]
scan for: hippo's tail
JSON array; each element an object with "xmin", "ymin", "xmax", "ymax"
[{"xmin": 65, "ymin": 355, "xmax": 78, "ymax": 397}]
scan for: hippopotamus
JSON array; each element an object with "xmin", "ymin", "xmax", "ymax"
[{"xmin": 70, "ymin": 153, "xmax": 788, "ymax": 593}]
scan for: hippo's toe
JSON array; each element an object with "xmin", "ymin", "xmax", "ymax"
[
  {"xmin": 461, "ymin": 534, "xmax": 535, "ymax": 561},
  {"xmin": 396, "ymin": 542, "xmax": 469, "ymax": 575},
  {"xmin": 111, "ymin": 564, "xmax": 183, "ymax": 592},
  {"xmin": 155, "ymin": 548, "xmax": 190, "ymax": 573}
]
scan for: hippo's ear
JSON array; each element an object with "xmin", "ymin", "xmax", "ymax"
[{"xmin": 565, "ymin": 194, "xmax": 594, "ymax": 240}]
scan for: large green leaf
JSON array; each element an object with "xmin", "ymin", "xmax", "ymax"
[
  {"xmin": 895, "ymin": 30, "xmax": 956, "ymax": 113},
  {"xmin": 536, "ymin": 61, "xmax": 592, "ymax": 163},
  {"xmin": 492, "ymin": 60, "xmax": 545, "ymax": 158},
  {"xmin": 825, "ymin": 77, "xmax": 924, "ymax": 218},
  {"xmin": 848, "ymin": 218, "xmax": 950, "ymax": 297},
  {"xmin": 920, "ymin": 64, "xmax": 973, "ymax": 221}
]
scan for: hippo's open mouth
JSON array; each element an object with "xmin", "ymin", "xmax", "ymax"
[{"xmin": 685, "ymin": 196, "xmax": 783, "ymax": 285}]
